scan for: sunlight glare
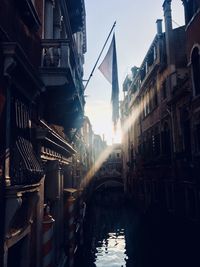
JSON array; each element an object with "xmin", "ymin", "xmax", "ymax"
[{"xmin": 80, "ymin": 145, "xmax": 113, "ymax": 188}]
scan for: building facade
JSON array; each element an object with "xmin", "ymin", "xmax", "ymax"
[
  {"xmin": 0, "ymin": 1, "xmax": 89, "ymax": 267},
  {"xmin": 0, "ymin": 1, "xmax": 45, "ymax": 267},
  {"xmin": 121, "ymin": 0, "xmax": 200, "ymax": 221}
]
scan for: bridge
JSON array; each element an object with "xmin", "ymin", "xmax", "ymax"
[{"xmin": 92, "ymin": 172, "xmax": 124, "ymax": 191}]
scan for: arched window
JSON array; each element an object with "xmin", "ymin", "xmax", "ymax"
[
  {"xmin": 191, "ymin": 47, "xmax": 200, "ymax": 96},
  {"xmin": 153, "ymin": 126, "xmax": 160, "ymax": 156},
  {"xmin": 180, "ymin": 108, "xmax": 191, "ymax": 156},
  {"xmin": 161, "ymin": 122, "xmax": 171, "ymax": 157}
]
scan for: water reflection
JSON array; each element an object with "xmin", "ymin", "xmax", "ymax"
[
  {"xmin": 75, "ymin": 189, "xmax": 200, "ymax": 267},
  {"xmin": 94, "ymin": 230, "xmax": 126, "ymax": 267},
  {"xmin": 75, "ymin": 189, "xmax": 138, "ymax": 267}
]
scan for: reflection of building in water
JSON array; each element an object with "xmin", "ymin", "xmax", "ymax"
[{"xmin": 76, "ymin": 193, "xmax": 135, "ymax": 267}]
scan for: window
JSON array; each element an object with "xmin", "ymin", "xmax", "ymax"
[
  {"xmin": 140, "ymin": 68, "xmax": 146, "ymax": 82},
  {"xmin": 154, "ymin": 46, "xmax": 157, "ymax": 60},
  {"xmin": 162, "ymin": 80, "xmax": 167, "ymax": 100},
  {"xmin": 144, "ymin": 94, "xmax": 147, "ymax": 117},
  {"xmin": 145, "ymin": 62, "xmax": 148, "ymax": 74},
  {"xmin": 147, "ymin": 90, "xmax": 150, "ymax": 114},
  {"xmin": 153, "ymin": 127, "xmax": 161, "ymax": 156},
  {"xmin": 191, "ymin": 47, "xmax": 200, "ymax": 96},
  {"xmin": 142, "ymin": 83, "xmax": 158, "ymax": 117},
  {"xmin": 153, "ymin": 85, "xmax": 158, "ymax": 107},
  {"xmin": 147, "ymin": 49, "xmax": 154, "ymax": 66},
  {"xmin": 149, "ymin": 87, "xmax": 153, "ymax": 111},
  {"xmin": 161, "ymin": 122, "xmax": 171, "ymax": 156},
  {"xmin": 180, "ymin": 108, "xmax": 191, "ymax": 155}
]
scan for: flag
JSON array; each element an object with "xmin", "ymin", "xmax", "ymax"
[{"xmin": 98, "ymin": 34, "xmax": 119, "ymax": 128}]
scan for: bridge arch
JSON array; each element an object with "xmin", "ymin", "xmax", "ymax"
[{"xmin": 93, "ymin": 176, "xmax": 124, "ymax": 191}]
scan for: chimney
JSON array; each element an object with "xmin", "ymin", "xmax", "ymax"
[
  {"xmin": 156, "ymin": 19, "xmax": 163, "ymax": 35},
  {"xmin": 163, "ymin": 0, "xmax": 173, "ymax": 32},
  {"xmin": 131, "ymin": 66, "xmax": 139, "ymax": 79},
  {"xmin": 163, "ymin": 0, "xmax": 174, "ymax": 65}
]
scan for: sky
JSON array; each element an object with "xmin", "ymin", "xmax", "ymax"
[{"xmin": 83, "ymin": 0, "xmax": 185, "ymax": 145}]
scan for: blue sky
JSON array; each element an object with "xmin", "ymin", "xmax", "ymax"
[{"xmin": 83, "ymin": 0, "xmax": 185, "ymax": 144}]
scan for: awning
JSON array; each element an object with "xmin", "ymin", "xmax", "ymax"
[{"xmin": 16, "ymin": 136, "xmax": 43, "ymax": 173}]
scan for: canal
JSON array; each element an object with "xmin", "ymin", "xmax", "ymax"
[{"xmin": 74, "ymin": 188, "xmax": 200, "ymax": 267}]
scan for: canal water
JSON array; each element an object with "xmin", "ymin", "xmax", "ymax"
[
  {"xmin": 75, "ymin": 188, "xmax": 200, "ymax": 267},
  {"xmin": 75, "ymin": 189, "xmax": 142, "ymax": 267}
]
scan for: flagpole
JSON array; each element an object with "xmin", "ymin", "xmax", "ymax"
[{"xmin": 84, "ymin": 21, "xmax": 116, "ymax": 90}]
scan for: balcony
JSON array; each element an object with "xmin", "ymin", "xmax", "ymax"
[
  {"xmin": 40, "ymin": 39, "xmax": 83, "ymax": 99},
  {"xmin": 40, "ymin": 39, "xmax": 74, "ymax": 87},
  {"xmin": 39, "ymin": 39, "xmax": 85, "ymax": 128},
  {"xmin": 36, "ymin": 120, "xmax": 76, "ymax": 163}
]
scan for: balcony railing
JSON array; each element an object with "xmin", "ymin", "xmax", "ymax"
[
  {"xmin": 42, "ymin": 39, "xmax": 70, "ymax": 67},
  {"xmin": 41, "ymin": 39, "xmax": 83, "ymax": 80},
  {"xmin": 40, "ymin": 39, "xmax": 84, "ymax": 107}
]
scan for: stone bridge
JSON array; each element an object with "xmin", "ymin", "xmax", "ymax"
[{"xmin": 92, "ymin": 174, "xmax": 124, "ymax": 191}]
